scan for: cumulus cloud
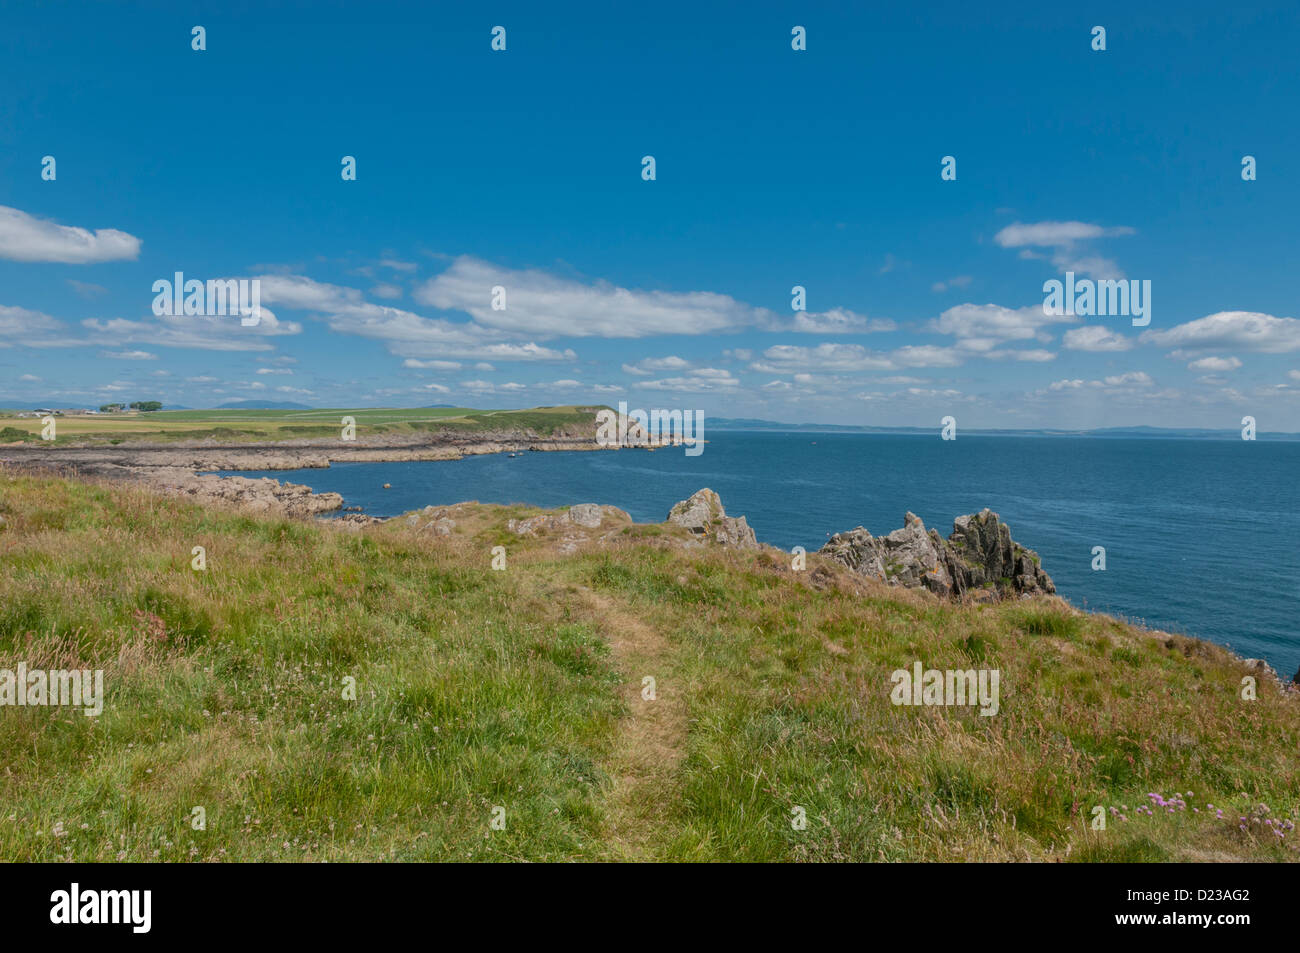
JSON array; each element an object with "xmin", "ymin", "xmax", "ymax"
[
  {"xmin": 929, "ymin": 302, "xmax": 1072, "ymax": 344},
  {"xmin": 1063, "ymin": 325, "xmax": 1135, "ymax": 352},
  {"xmin": 636, "ymin": 368, "xmax": 740, "ymax": 392},
  {"xmin": 1049, "ymin": 371, "xmax": 1153, "ymax": 392},
  {"xmin": 0, "ymin": 205, "xmax": 141, "ymax": 263},
  {"xmin": 0, "ymin": 304, "xmax": 67, "ymax": 344},
  {"xmin": 789, "ymin": 308, "xmax": 895, "ymax": 334},
  {"xmin": 82, "ymin": 306, "xmax": 299, "ymax": 353},
  {"xmin": 257, "ymin": 272, "xmax": 573, "ymax": 362},
  {"xmin": 755, "ymin": 343, "xmax": 896, "ymax": 373},
  {"xmin": 1142, "ymin": 311, "xmax": 1300, "ymax": 353},
  {"xmin": 414, "ymin": 256, "xmax": 886, "ymax": 340},
  {"xmin": 415, "ymin": 256, "xmax": 759, "ymax": 338},
  {"xmin": 403, "ymin": 359, "xmax": 462, "ymax": 370},
  {"xmin": 993, "ymin": 220, "xmax": 1133, "ymax": 279},
  {"xmin": 1186, "ymin": 355, "xmax": 1242, "ymax": 372},
  {"xmin": 622, "ymin": 356, "xmax": 691, "ymax": 376},
  {"xmin": 460, "ymin": 379, "xmax": 526, "ymax": 394}
]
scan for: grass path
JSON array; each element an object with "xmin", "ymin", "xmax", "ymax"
[{"xmin": 569, "ymin": 585, "xmax": 686, "ymax": 861}]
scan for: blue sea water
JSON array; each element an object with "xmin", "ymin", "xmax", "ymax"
[{"xmin": 219, "ymin": 433, "xmax": 1300, "ymax": 678}]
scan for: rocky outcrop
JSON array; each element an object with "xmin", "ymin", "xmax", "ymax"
[
  {"xmin": 146, "ymin": 469, "xmax": 343, "ymax": 517},
  {"xmin": 666, "ymin": 489, "xmax": 758, "ymax": 549},
  {"xmin": 507, "ymin": 504, "xmax": 630, "ymax": 537},
  {"xmin": 821, "ymin": 508, "xmax": 1054, "ymax": 601}
]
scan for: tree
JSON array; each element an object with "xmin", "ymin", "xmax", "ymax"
[
  {"xmin": 129, "ymin": 401, "xmax": 163, "ymax": 412},
  {"xmin": 100, "ymin": 404, "xmax": 123, "ymax": 413}
]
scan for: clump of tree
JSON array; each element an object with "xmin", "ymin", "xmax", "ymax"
[
  {"xmin": 100, "ymin": 404, "xmax": 123, "ymax": 413},
  {"xmin": 130, "ymin": 401, "xmax": 163, "ymax": 412}
]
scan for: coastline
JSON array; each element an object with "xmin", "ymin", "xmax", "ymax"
[{"xmin": 0, "ymin": 429, "xmax": 615, "ymax": 517}]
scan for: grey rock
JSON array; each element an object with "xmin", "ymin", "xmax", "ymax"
[
  {"xmin": 507, "ymin": 504, "xmax": 629, "ymax": 537},
  {"xmin": 567, "ymin": 503, "xmax": 605, "ymax": 528},
  {"xmin": 665, "ymin": 488, "xmax": 758, "ymax": 549},
  {"xmin": 820, "ymin": 509, "xmax": 1054, "ymax": 601}
]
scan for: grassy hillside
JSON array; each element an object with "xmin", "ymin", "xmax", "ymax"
[
  {"xmin": 0, "ymin": 470, "xmax": 1296, "ymax": 862},
  {"xmin": 0, "ymin": 405, "xmax": 601, "ymax": 445}
]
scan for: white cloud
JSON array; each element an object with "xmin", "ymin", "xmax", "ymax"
[
  {"xmin": 99, "ymin": 350, "xmax": 157, "ymax": 360},
  {"xmin": 790, "ymin": 308, "xmax": 895, "ymax": 334},
  {"xmin": 622, "ymin": 356, "xmax": 691, "ymax": 376},
  {"xmin": 0, "ymin": 304, "xmax": 67, "ymax": 344},
  {"xmin": 403, "ymin": 359, "xmax": 462, "ymax": 370},
  {"xmin": 1143, "ymin": 311, "xmax": 1300, "ymax": 353},
  {"xmin": 993, "ymin": 220, "xmax": 1133, "ymax": 279},
  {"xmin": 1047, "ymin": 371, "xmax": 1153, "ymax": 393},
  {"xmin": 415, "ymin": 256, "xmax": 761, "ymax": 338},
  {"xmin": 1063, "ymin": 325, "xmax": 1135, "ymax": 352},
  {"xmin": 414, "ymin": 255, "xmax": 886, "ymax": 340},
  {"xmin": 638, "ymin": 368, "xmax": 740, "ymax": 392},
  {"xmin": 756, "ymin": 343, "xmax": 895, "ymax": 372},
  {"xmin": 929, "ymin": 302, "xmax": 1071, "ymax": 344},
  {"xmin": 1187, "ymin": 355, "xmax": 1242, "ymax": 372},
  {"xmin": 257, "ymin": 273, "xmax": 572, "ymax": 362},
  {"xmin": 82, "ymin": 307, "xmax": 299, "ymax": 353},
  {"xmin": 460, "ymin": 379, "xmax": 527, "ymax": 394},
  {"xmin": 0, "ymin": 205, "xmax": 141, "ymax": 263},
  {"xmin": 256, "ymin": 367, "xmax": 294, "ymax": 375}
]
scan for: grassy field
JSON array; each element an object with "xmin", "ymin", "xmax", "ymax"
[
  {"xmin": 0, "ymin": 470, "xmax": 1296, "ymax": 862},
  {"xmin": 0, "ymin": 406, "xmax": 601, "ymax": 444}
]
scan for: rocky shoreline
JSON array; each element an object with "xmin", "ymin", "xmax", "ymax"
[{"xmin": 0, "ymin": 428, "xmax": 614, "ymax": 517}]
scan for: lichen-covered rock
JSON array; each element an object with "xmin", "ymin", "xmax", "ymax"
[
  {"xmin": 665, "ymin": 489, "xmax": 758, "ymax": 549},
  {"xmin": 507, "ymin": 504, "xmax": 629, "ymax": 536},
  {"xmin": 821, "ymin": 509, "xmax": 1054, "ymax": 601},
  {"xmin": 567, "ymin": 503, "xmax": 605, "ymax": 528}
]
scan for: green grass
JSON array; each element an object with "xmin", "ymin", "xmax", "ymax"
[{"xmin": 0, "ymin": 469, "xmax": 1296, "ymax": 862}]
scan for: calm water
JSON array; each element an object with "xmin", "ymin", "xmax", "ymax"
[{"xmin": 219, "ymin": 433, "xmax": 1300, "ymax": 677}]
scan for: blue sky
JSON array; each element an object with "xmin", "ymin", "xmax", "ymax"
[{"xmin": 1, "ymin": 0, "xmax": 1297, "ymax": 427}]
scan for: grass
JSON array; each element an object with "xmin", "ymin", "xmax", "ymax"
[
  {"xmin": 0, "ymin": 469, "xmax": 1296, "ymax": 862},
  {"xmin": 0, "ymin": 405, "xmax": 603, "ymax": 445}
]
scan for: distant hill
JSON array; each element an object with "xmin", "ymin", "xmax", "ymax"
[{"xmin": 214, "ymin": 400, "xmax": 312, "ymax": 410}]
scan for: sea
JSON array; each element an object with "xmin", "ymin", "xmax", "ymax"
[{"xmin": 218, "ymin": 432, "xmax": 1300, "ymax": 678}]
